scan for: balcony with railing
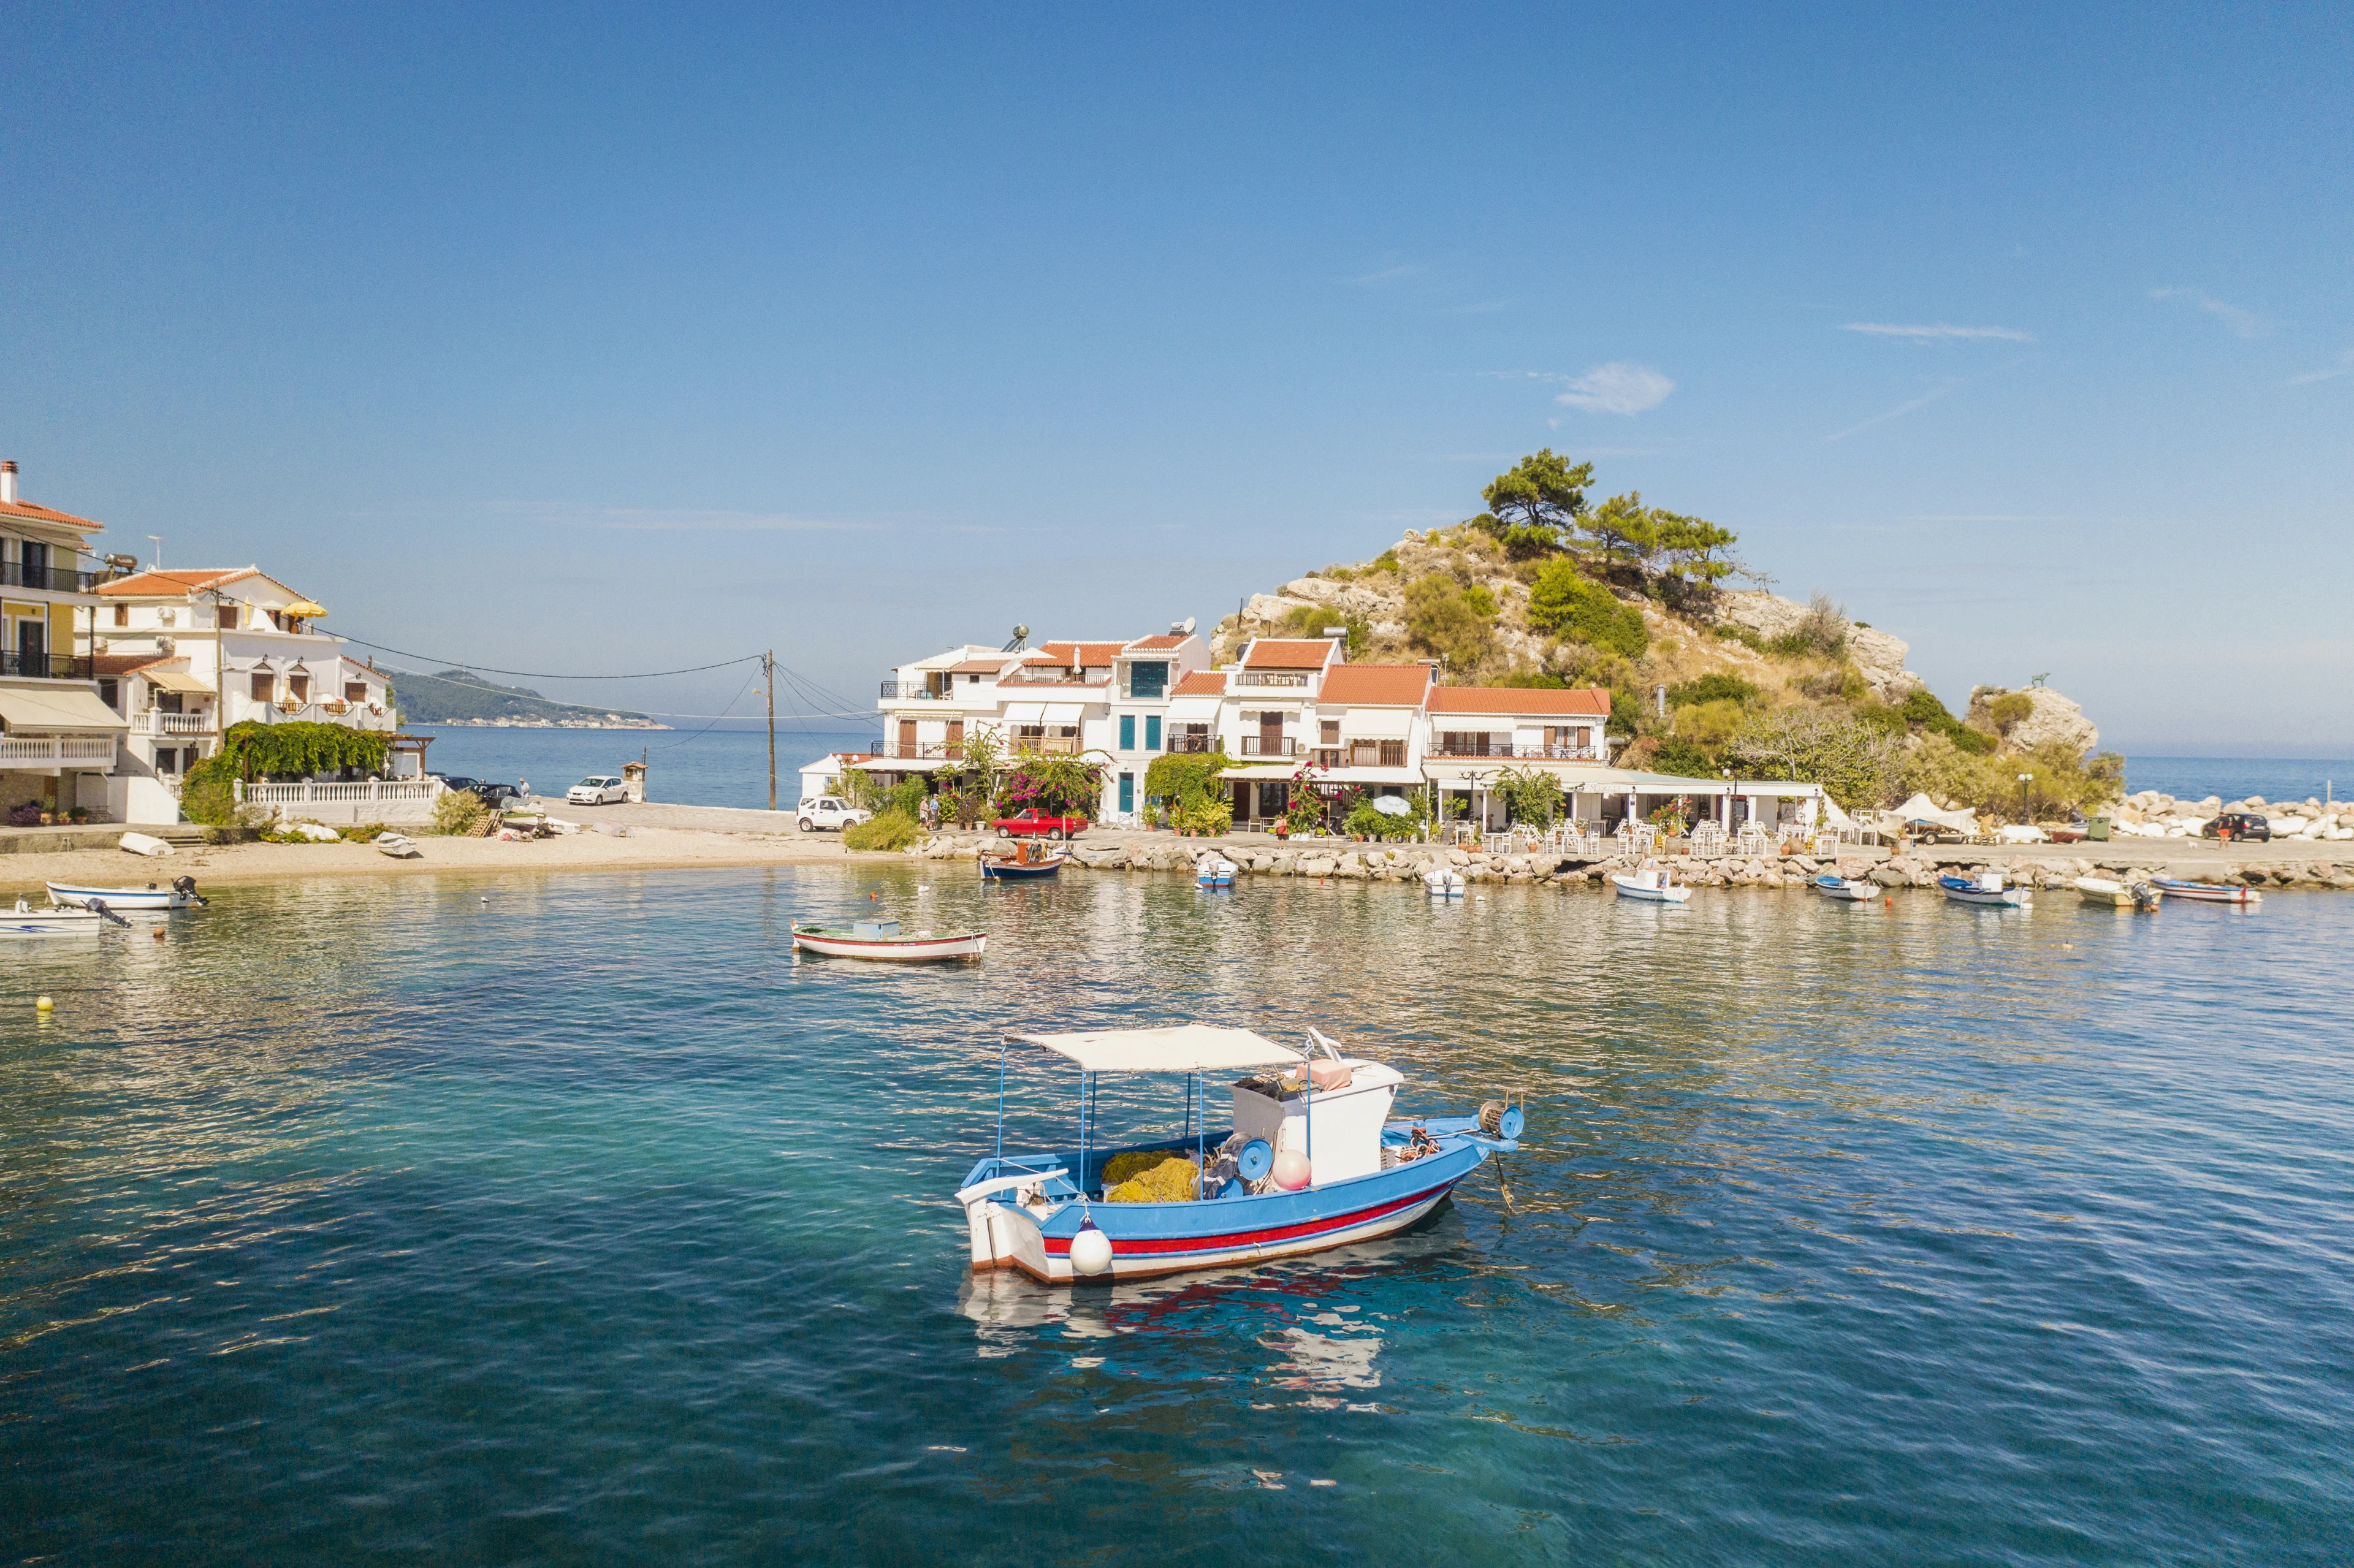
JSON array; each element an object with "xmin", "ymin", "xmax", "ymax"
[
  {"xmin": 1167, "ymin": 733, "xmax": 1217, "ymax": 755},
  {"xmin": 879, "ymin": 680, "xmax": 957, "ymax": 701},
  {"xmin": 227, "ymin": 695, "xmax": 399, "ymax": 732},
  {"xmin": 885, "ymin": 741, "xmax": 967, "ymax": 761},
  {"xmin": 137, "ymin": 709, "xmax": 213, "ymax": 736},
  {"xmin": 0, "ymin": 734, "xmax": 118, "ymax": 767},
  {"xmin": 1232, "ymin": 671, "xmax": 1311, "ymax": 689},
  {"xmin": 0, "ymin": 652, "xmax": 94, "ymax": 680},
  {"xmin": 1426, "ymin": 737, "xmax": 1604, "ymax": 761},
  {"xmin": 1010, "ymin": 734, "xmax": 1081, "ymax": 756},
  {"xmin": 1238, "ymin": 736, "xmax": 1301, "ymax": 757},
  {"xmin": 0, "ymin": 560, "xmax": 102, "ymax": 594}
]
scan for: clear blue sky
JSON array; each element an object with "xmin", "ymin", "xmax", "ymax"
[{"xmin": 4, "ymin": 3, "xmax": 2347, "ymax": 752}]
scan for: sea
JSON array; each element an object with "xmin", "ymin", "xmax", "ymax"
[
  {"xmin": 414, "ymin": 726, "xmax": 2354, "ymax": 813},
  {"xmin": 3, "ymin": 868, "xmax": 2348, "ymax": 1562}
]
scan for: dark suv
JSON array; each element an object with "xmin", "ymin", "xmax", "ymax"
[{"xmin": 2201, "ymin": 812, "xmax": 2271, "ymax": 842}]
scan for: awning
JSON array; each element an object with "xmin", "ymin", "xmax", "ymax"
[
  {"xmin": 1164, "ymin": 695, "xmax": 1222, "ymax": 721},
  {"xmin": 142, "ymin": 669, "xmax": 214, "ymax": 695},
  {"xmin": 1013, "ymin": 1024, "xmax": 1303, "ymax": 1075},
  {"xmin": 1217, "ymin": 763, "xmax": 1300, "ymax": 780},
  {"xmin": 1337, "ymin": 709, "xmax": 1414, "ymax": 740},
  {"xmin": 1040, "ymin": 702, "xmax": 1084, "ymax": 723},
  {"xmin": 1001, "ymin": 702, "xmax": 1045, "ymax": 722},
  {"xmin": 0, "ymin": 684, "xmax": 129, "ymax": 732},
  {"xmin": 1311, "ymin": 766, "xmax": 1423, "ymax": 786},
  {"xmin": 854, "ymin": 756, "xmax": 953, "ymax": 773}
]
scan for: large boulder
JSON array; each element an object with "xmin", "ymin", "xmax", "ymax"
[
  {"xmin": 1968, "ymin": 686, "xmax": 2099, "ymax": 753},
  {"xmin": 1715, "ymin": 590, "xmax": 1922, "ymax": 701}
]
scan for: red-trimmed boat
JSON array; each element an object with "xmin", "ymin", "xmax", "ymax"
[
  {"xmin": 2150, "ymin": 877, "xmax": 2262, "ymax": 907},
  {"xmin": 791, "ymin": 918, "xmax": 986, "ymax": 961},
  {"xmin": 957, "ymin": 1024, "xmax": 1522, "ymax": 1284}
]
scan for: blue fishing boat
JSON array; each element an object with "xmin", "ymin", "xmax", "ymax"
[
  {"xmin": 1813, "ymin": 873, "xmax": 1878, "ymax": 901},
  {"xmin": 1940, "ymin": 870, "xmax": 2030, "ymax": 907},
  {"xmin": 982, "ymin": 841, "xmax": 1068, "ymax": 881},
  {"xmin": 1195, "ymin": 856, "xmax": 1236, "ymax": 888},
  {"xmin": 957, "ymin": 1024, "xmax": 1523, "ymax": 1284}
]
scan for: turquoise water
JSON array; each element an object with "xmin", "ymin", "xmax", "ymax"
[{"xmin": 4, "ymin": 869, "xmax": 2349, "ymax": 1562}]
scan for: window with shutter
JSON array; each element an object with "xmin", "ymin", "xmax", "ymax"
[
  {"xmin": 1119, "ymin": 714, "xmax": 1135, "ymax": 750},
  {"xmin": 1145, "ymin": 715, "xmax": 1161, "ymax": 751}
]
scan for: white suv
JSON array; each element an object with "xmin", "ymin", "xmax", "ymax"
[{"xmin": 798, "ymin": 797, "xmax": 872, "ymax": 833}]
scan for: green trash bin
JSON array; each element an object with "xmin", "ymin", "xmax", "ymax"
[{"xmin": 2088, "ymin": 816, "xmax": 2112, "ymax": 841}]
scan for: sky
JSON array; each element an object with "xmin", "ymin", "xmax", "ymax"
[{"xmin": 2, "ymin": 2, "xmax": 2348, "ymax": 753}]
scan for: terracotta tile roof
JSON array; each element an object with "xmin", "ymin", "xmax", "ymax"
[
  {"xmin": 0, "ymin": 497, "xmax": 106, "ymax": 532},
  {"xmin": 1242, "ymin": 638, "xmax": 1341, "ymax": 670},
  {"xmin": 947, "ymin": 658, "xmax": 1010, "ymax": 674},
  {"xmin": 92, "ymin": 653, "xmax": 180, "ymax": 676},
  {"xmin": 1315, "ymin": 664, "xmax": 1433, "ymax": 706},
  {"xmin": 1170, "ymin": 671, "xmax": 1228, "ymax": 697},
  {"xmin": 99, "ymin": 567, "xmax": 260, "ymax": 598},
  {"xmin": 1122, "ymin": 634, "xmax": 1188, "ymax": 651},
  {"xmin": 1037, "ymin": 640, "xmax": 1128, "ymax": 666},
  {"xmin": 999, "ymin": 676, "xmax": 1111, "ymax": 688},
  {"xmin": 1426, "ymin": 685, "xmax": 1612, "ymax": 717}
]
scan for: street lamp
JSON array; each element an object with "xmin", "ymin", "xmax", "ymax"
[{"xmin": 2017, "ymin": 772, "xmax": 2033, "ymax": 821}]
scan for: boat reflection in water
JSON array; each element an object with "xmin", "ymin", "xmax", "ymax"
[{"xmin": 957, "ymin": 1253, "xmax": 1401, "ymax": 1401}]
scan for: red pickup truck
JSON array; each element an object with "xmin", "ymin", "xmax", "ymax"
[{"xmin": 992, "ymin": 807, "xmax": 1089, "ymax": 840}]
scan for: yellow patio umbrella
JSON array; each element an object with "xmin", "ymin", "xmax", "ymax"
[{"xmin": 282, "ymin": 599, "xmax": 329, "ymax": 617}]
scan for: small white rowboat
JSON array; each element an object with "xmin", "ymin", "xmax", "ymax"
[
  {"xmin": 1612, "ymin": 861, "xmax": 1691, "ymax": 904},
  {"xmin": 791, "ymin": 919, "xmax": 986, "ymax": 961},
  {"xmin": 2074, "ymin": 877, "xmax": 2162, "ymax": 910},
  {"xmin": 47, "ymin": 876, "xmax": 205, "ymax": 911},
  {"xmin": 2149, "ymin": 877, "xmax": 2261, "ymax": 906},
  {"xmin": 0, "ymin": 898, "xmax": 131, "ymax": 936}
]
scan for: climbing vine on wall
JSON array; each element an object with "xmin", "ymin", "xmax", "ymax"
[{"xmin": 218, "ymin": 720, "xmax": 392, "ymax": 781}]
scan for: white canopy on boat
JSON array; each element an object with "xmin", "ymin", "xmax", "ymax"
[
  {"xmin": 1886, "ymin": 793, "xmax": 1978, "ymax": 833},
  {"xmin": 1012, "ymin": 1023, "xmax": 1305, "ymax": 1075}
]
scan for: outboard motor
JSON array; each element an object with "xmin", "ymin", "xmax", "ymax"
[{"xmin": 170, "ymin": 875, "xmax": 208, "ymax": 907}]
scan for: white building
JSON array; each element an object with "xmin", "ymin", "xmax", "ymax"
[
  {"xmin": 93, "ymin": 568, "xmax": 408, "ymax": 823},
  {"xmin": 0, "ymin": 461, "xmax": 126, "ymax": 821}
]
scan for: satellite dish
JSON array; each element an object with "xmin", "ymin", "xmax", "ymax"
[{"xmin": 1181, "ymin": 616, "xmax": 1197, "ymax": 634}]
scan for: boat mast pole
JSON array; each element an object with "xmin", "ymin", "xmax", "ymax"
[{"xmin": 764, "ymin": 649, "xmax": 777, "ymax": 813}]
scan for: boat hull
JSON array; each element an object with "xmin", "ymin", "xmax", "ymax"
[
  {"xmin": 791, "ymin": 927, "xmax": 986, "ymax": 961},
  {"xmin": 1813, "ymin": 876, "xmax": 1877, "ymax": 900},
  {"xmin": 1939, "ymin": 877, "xmax": 2029, "ymax": 907},
  {"xmin": 964, "ymin": 1136, "xmax": 1493, "ymax": 1284},
  {"xmin": 45, "ymin": 883, "xmax": 189, "ymax": 910},
  {"xmin": 2074, "ymin": 877, "xmax": 2160, "ymax": 908},
  {"xmin": 2150, "ymin": 878, "xmax": 2261, "ymax": 905},
  {"xmin": 1611, "ymin": 875, "xmax": 1690, "ymax": 903},
  {"xmin": 981, "ymin": 859, "xmax": 1064, "ymax": 880}
]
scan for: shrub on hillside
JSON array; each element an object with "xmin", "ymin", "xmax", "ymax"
[
  {"xmin": 1899, "ymin": 689, "xmax": 1995, "ymax": 753},
  {"xmin": 843, "ymin": 810, "xmax": 921, "ymax": 852},
  {"xmin": 1727, "ymin": 706, "xmax": 1903, "ymax": 811},
  {"xmin": 1667, "ymin": 672, "xmax": 1758, "ymax": 707},
  {"xmin": 1404, "ymin": 574, "xmax": 1497, "ymax": 668},
  {"xmin": 1526, "ymin": 560, "xmax": 1647, "ymax": 658},
  {"xmin": 1767, "ymin": 593, "xmax": 1848, "ymax": 659}
]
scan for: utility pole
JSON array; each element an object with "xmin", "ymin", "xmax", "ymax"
[{"xmin": 764, "ymin": 649, "xmax": 777, "ymax": 812}]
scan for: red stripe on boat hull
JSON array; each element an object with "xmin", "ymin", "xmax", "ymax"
[{"xmin": 1043, "ymin": 1180, "xmax": 1456, "ymax": 1258}]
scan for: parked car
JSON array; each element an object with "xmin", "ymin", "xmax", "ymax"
[
  {"xmin": 992, "ymin": 807, "xmax": 1089, "ymax": 840},
  {"xmin": 471, "ymin": 782, "xmax": 525, "ymax": 810},
  {"xmin": 567, "ymin": 775, "xmax": 630, "ymax": 805},
  {"xmin": 2201, "ymin": 812, "xmax": 2271, "ymax": 842},
  {"xmin": 797, "ymin": 796, "xmax": 872, "ymax": 833},
  {"xmin": 430, "ymin": 774, "xmax": 482, "ymax": 793}
]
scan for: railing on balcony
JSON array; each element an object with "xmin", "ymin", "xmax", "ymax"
[
  {"xmin": 0, "ymin": 560, "xmax": 101, "ymax": 593},
  {"xmin": 1426, "ymin": 739, "xmax": 1605, "ymax": 760},
  {"xmin": 1167, "ymin": 733, "xmax": 1216, "ymax": 755},
  {"xmin": 0, "ymin": 735, "xmax": 118, "ymax": 767},
  {"xmin": 241, "ymin": 779, "xmax": 443, "ymax": 806},
  {"xmin": 138, "ymin": 710, "xmax": 212, "ymax": 736},
  {"xmin": 0, "ymin": 652, "xmax": 94, "ymax": 680},
  {"xmin": 878, "ymin": 681, "xmax": 959, "ymax": 700},
  {"xmin": 886, "ymin": 742, "xmax": 966, "ymax": 761},
  {"xmin": 1233, "ymin": 672, "xmax": 1310, "ymax": 688},
  {"xmin": 1239, "ymin": 736, "xmax": 1301, "ymax": 756},
  {"xmin": 1015, "ymin": 736, "xmax": 1080, "ymax": 756},
  {"xmin": 235, "ymin": 699, "xmax": 398, "ymax": 731}
]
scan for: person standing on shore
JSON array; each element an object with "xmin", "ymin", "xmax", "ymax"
[{"xmin": 519, "ymin": 777, "xmax": 530, "ymax": 804}]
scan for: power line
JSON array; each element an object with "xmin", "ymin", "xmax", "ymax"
[{"xmin": 343, "ymin": 634, "xmax": 762, "ymax": 681}]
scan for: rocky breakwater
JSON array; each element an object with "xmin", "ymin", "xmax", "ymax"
[
  {"xmin": 909, "ymin": 832, "xmax": 2354, "ymax": 891},
  {"xmin": 2109, "ymin": 791, "xmax": 2354, "ymax": 843}
]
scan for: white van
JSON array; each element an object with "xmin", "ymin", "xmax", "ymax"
[{"xmin": 798, "ymin": 797, "xmax": 873, "ymax": 833}]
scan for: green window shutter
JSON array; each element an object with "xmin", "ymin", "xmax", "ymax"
[
  {"xmin": 1145, "ymin": 715, "xmax": 1162, "ymax": 751},
  {"xmin": 1119, "ymin": 714, "xmax": 1135, "ymax": 751}
]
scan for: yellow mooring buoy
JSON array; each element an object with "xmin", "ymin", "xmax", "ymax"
[{"xmin": 36, "ymin": 995, "xmax": 53, "ymax": 1011}]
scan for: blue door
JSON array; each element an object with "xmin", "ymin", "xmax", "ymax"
[{"xmin": 1118, "ymin": 772, "xmax": 1134, "ymax": 813}]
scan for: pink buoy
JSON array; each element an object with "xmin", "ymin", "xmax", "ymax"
[{"xmin": 1271, "ymin": 1149, "xmax": 1312, "ymax": 1191}]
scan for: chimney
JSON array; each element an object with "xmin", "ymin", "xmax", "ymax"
[{"xmin": 0, "ymin": 461, "xmax": 15, "ymax": 506}]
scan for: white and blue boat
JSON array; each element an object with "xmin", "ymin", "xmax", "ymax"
[
  {"xmin": 1813, "ymin": 873, "xmax": 1878, "ymax": 901},
  {"xmin": 0, "ymin": 897, "xmax": 131, "ymax": 937},
  {"xmin": 1610, "ymin": 861, "xmax": 1691, "ymax": 904},
  {"xmin": 46, "ymin": 875, "xmax": 205, "ymax": 911},
  {"xmin": 956, "ymin": 1023, "xmax": 1523, "ymax": 1284},
  {"xmin": 1940, "ymin": 870, "xmax": 2031, "ymax": 907},
  {"xmin": 1195, "ymin": 856, "xmax": 1236, "ymax": 888}
]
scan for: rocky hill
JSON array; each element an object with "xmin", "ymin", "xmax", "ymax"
[
  {"xmin": 387, "ymin": 668, "xmax": 668, "ymax": 729},
  {"xmin": 1211, "ymin": 454, "xmax": 2112, "ymax": 820}
]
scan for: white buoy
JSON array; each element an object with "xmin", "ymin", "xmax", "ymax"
[
  {"xmin": 1068, "ymin": 1222, "xmax": 1113, "ymax": 1277},
  {"xmin": 1272, "ymin": 1149, "xmax": 1311, "ymax": 1191}
]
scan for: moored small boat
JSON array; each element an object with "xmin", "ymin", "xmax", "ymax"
[
  {"xmin": 1813, "ymin": 873, "xmax": 1878, "ymax": 901},
  {"xmin": 46, "ymin": 875, "xmax": 205, "ymax": 911},
  {"xmin": 1940, "ymin": 870, "xmax": 2030, "ymax": 907},
  {"xmin": 1195, "ymin": 856, "xmax": 1237, "ymax": 888},
  {"xmin": 791, "ymin": 918, "xmax": 986, "ymax": 961},
  {"xmin": 2149, "ymin": 877, "xmax": 2261, "ymax": 907},
  {"xmin": 957, "ymin": 1023, "xmax": 1522, "ymax": 1284},
  {"xmin": 1612, "ymin": 861, "xmax": 1691, "ymax": 904},
  {"xmin": 374, "ymin": 832, "xmax": 421, "ymax": 858},
  {"xmin": 2074, "ymin": 876, "xmax": 2161, "ymax": 910},
  {"xmin": 0, "ymin": 897, "xmax": 131, "ymax": 936},
  {"xmin": 1423, "ymin": 866, "xmax": 1465, "ymax": 898},
  {"xmin": 983, "ymin": 842, "xmax": 1068, "ymax": 881}
]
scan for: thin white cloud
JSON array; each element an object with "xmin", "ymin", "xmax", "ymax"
[
  {"xmin": 2149, "ymin": 286, "xmax": 2270, "ymax": 339},
  {"xmin": 2289, "ymin": 348, "xmax": 2354, "ymax": 385},
  {"xmin": 1554, "ymin": 362, "xmax": 1674, "ymax": 416},
  {"xmin": 1842, "ymin": 322, "xmax": 2036, "ymax": 342},
  {"xmin": 1826, "ymin": 386, "xmax": 1953, "ymax": 443},
  {"xmin": 1344, "ymin": 264, "xmax": 1420, "ymax": 285}
]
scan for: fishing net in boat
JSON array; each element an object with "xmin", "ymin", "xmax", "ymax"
[{"xmin": 1102, "ymin": 1152, "xmax": 1203, "ymax": 1203}]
